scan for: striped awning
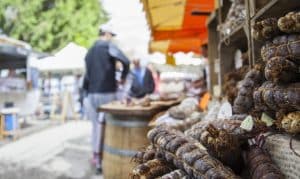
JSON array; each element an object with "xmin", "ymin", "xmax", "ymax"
[{"xmin": 141, "ymin": 0, "xmax": 216, "ymax": 54}]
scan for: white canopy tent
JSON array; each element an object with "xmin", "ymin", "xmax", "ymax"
[{"xmin": 30, "ymin": 42, "xmax": 87, "ymax": 74}]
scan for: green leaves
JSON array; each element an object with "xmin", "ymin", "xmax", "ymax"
[{"xmin": 0, "ymin": 0, "xmax": 108, "ymax": 52}]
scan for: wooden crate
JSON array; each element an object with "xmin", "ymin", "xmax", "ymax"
[
  {"xmin": 207, "ymin": 0, "xmax": 300, "ymax": 96},
  {"xmin": 207, "ymin": 0, "xmax": 251, "ymax": 95},
  {"xmin": 249, "ymin": 0, "xmax": 300, "ymax": 64}
]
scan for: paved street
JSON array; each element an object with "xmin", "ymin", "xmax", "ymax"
[{"xmin": 0, "ymin": 121, "xmax": 102, "ymax": 179}]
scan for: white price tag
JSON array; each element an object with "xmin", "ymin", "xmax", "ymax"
[
  {"xmin": 261, "ymin": 113, "xmax": 274, "ymax": 127},
  {"xmin": 240, "ymin": 115, "xmax": 254, "ymax": 131},
  {"xmin": 217, "ymin": 101, "xmax": 232, "ymax": 119}
]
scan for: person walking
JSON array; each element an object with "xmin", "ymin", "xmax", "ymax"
[{"xmin": 83, "ymin": 23, "xmax": 130, "ymax": 174}]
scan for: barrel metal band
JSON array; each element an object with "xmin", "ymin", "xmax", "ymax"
[
  {"xmin": 104, "ymin": 144, "xmax": 138, "ymax": 157},
  {"xmin": 106, "ymin": 114, "xmax": 148, "ymax": 127}
]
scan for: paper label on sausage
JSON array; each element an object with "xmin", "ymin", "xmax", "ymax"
[
  {"xmin": 261, "ymin": 113, "xmax": 274, "ymax": 127},
  {"xmin": 217, "ymin": 101, "xmax": 232, "ymax": 119},
  {"xmin": 240, "ymin": 115, "xmax": 254, "ymax": 131}
]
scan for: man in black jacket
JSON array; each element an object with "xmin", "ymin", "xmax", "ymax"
[
  {"xmin": 83, "ymin": 24, "xmax": 129, "ymax": 174},
  {"xmin": 130, "ymin": 57, "xmax": 155, "ymax": 98}
]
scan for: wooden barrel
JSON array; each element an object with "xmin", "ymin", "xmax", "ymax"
[{"xmin": 103, "ymin": 114, "xmax": 150, "ymax": 179}]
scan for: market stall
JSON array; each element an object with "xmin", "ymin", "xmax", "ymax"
[
  {"xmin": 28, "ymin": 43, "xmax": 87, "ymax": 121},
  {"xmin": 0, "ymin": 35, "xmax": 41, "ymax": 139},
  {"xmin": 0, "ymin": 35, "xmax": 39, "ymax": 116},
  {"xmin": 124, "ymin": 0, "xmax": 300, "ymax": 179}
]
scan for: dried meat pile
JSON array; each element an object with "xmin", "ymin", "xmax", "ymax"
[
  {"xmin": 130, "ymin": 11, "xmax": 300, "ymax": 179},
  {"xmin": 232, "ymin": 64, "xmax": 265, "ymax": 116},
  {"xmin": 151, "ymin": 98, "xmax": 203, "ymax": 132},
  {"xmin": 218, "ymin": 0, "xmax": 246, "ymax": 38},
  {"xmin": 130, "ymin": 100, "xmax": 282, "ymax": 178},
  {"xmin": 223, "ymin": 57, "xmax": 249, "ymax": 105},
  {"xmin": 131, "ymin": 119, "xmax": 283, "ymax": 179},
  {"xmin": 251, "ymin": 12, "xmax": 300, "ymax": 134},
  {"xmin": 168, "ymin": 98, "xmax": 199, "ymax": 120},
  {"xmin": 229, "ymin": 12, "xmax": 300, "ymax": 124},
  {"xmin": 131, "ymin": 125, "xmax": 240, "ymax": 179}
]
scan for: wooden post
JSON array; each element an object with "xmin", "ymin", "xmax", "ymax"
[
  {"xmin": 207, "ymin": 11, "xmax": 220, "ymax": 95},
  {"xmin": 246, "ymin": 0, "xmax": 254, "ymax": 68}
]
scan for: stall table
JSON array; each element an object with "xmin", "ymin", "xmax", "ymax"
[{"xmin": 98, "ymin": 99, "xmax": 181, "ymax": 179}]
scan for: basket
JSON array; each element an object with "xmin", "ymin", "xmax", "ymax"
[{"xmin": 265, "ymin": 133, "xmax": 300, "ymax": 179}]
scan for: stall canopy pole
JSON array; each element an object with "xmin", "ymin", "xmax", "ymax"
[{"xmin": 246, "ymin": 0, "xmax": 254, "ymax": 68}]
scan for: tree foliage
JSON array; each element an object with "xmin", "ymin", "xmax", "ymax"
[{"xmin": 0, "ymin": 0, "xmax": 108, "ymax": 52}]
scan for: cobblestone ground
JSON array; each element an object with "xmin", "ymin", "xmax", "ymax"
[{"xmin": 0, "ymin": 121, "xmax": 102, "ymax": 179}]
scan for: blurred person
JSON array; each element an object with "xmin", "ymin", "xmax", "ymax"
[
  {"xmin": 83, "ymin": 23, "xmax": 130, "ymax": 174},
  {"xmin": 129, "ymin": 55, "xmax": 155, "ymax": 98},
  {"xmin": 8, "ymin": 68, "xmax": 16, "ymax": 77},
  {"xmin": 148, "ymin": 64, "xmax": 160, "ymax": 93},
  {"xmin": 74, "ymin": 74, "xmax": 84, "ymax": 116},
  {"xmin": 154, "ymin": 71, "xmax": 161, "ymax": 93},
  {"xmin": 115, "ymin": 63, "xmax": 122, "ymax": 100},
  {"xmin": 44, "ymin": 73, "xmax": 51, "ymax": 97},
  {"xmin": 28, "ymin": 67, "xmax": 39, "ymax": 89},
  {"xmin": 115, "ymin": 61, "xmax": 130, "ymax": 100},
  {"xmin": 201, "ymin": 44, "xmax": 209, "ymax": 90}
]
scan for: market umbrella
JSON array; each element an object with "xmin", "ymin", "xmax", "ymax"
[
  {"xmin": 141, "ymin": 0, "xmax": 216, "ymax": 54},
  {"xmin": 35, "ymin": 43, "xmax": 87, "ymax": 73}
]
